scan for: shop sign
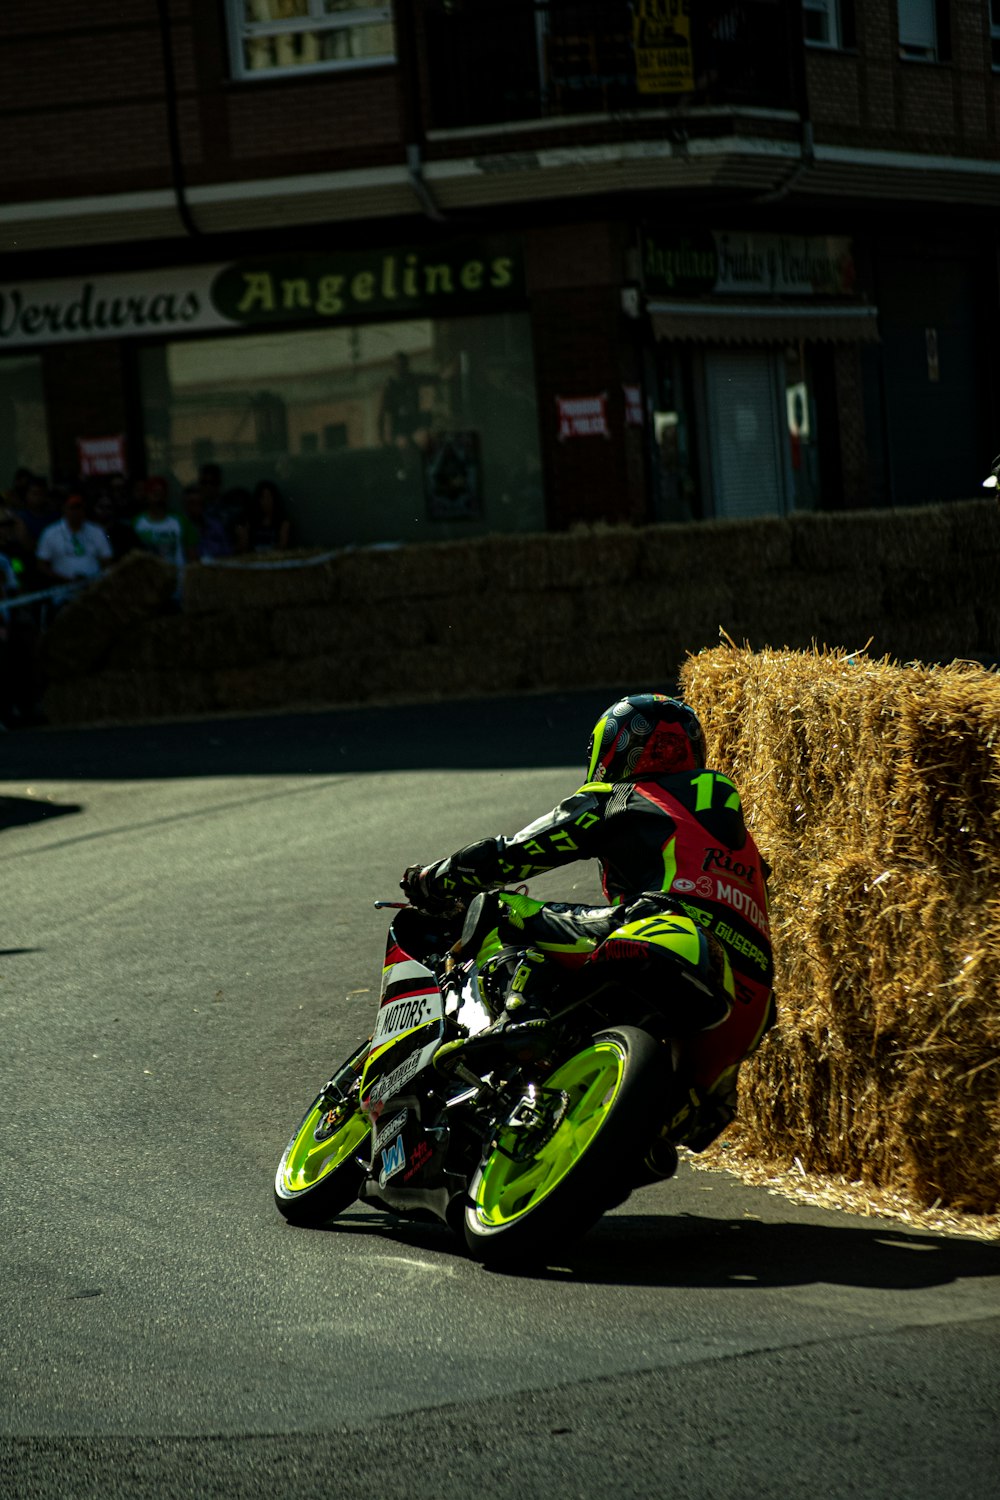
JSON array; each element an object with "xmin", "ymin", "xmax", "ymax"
[
  {"xmin": 557, "ymin": 394, "xmax": 610, "ymax": 440},
  {"xmin": 633, "ymin": 1, "xmax": 694, "ymax": 94},
  {"xmin": 0, "ymin": 238, "xmax": 524, "ymax": 349},
  {"xmin": 77, "ymin": 434, "xmax": 127, "ymax": 476},
  {"xmin": 211, "ymin": 240, "xmax": 523, "ymax": 327},
  {"xmin": 642, "ymin": 230, "xmax": 858, "ymax": 298}
]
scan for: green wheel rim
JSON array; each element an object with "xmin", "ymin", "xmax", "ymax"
[
  {"xmin": 471, "ymin": 1039, "xmax": 626, "ymax": 1229},
  {"xmin": 279, "ymin": 1102, "xmax": 370, "ymax": 1197}
]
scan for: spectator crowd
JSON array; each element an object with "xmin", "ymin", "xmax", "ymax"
[{"xmin": 0, "ymin": 462, "xmax": 293, "ymax": 728}]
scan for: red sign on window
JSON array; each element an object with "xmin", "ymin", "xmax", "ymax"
[
  {"xmin": 77, "ymin": 434, "xmax": 126, "ymax": 477},
  {"xmin": 557, "ymin": 394, "xmax": 610, "ymax": 440}
]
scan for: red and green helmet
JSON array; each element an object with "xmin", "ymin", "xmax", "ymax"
[{"xmin": 585, "ymin": 694, "xmax": 706, "ymax": 782}]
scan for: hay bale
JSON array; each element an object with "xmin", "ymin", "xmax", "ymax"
[
  {"xmin": 269, "ymin": 602, "xmax": 411, "ymax": 659},
  {"xmin": 40, "ymin": 552, "xmax": 177, "ymax": 680},
  {"xmin": 43, "ymin": 667, "xmax": 215, "ymax": 725},
  {"xmin": 106, "ymin": 611, "xmax": 273, "ymax": 673},
  {"xmin": 636, "ymin": 515, "xmax": 793, "ymax": 581},
  {"xmin": 181, "ymin": 553, "xmax": 341, "ymax": 614},
  {"xmin": 790, "ymin": 506, "xmax": 955, "ymax": 573},
  {"xmin": 547, "ymin": 527, "xmax": 640, "ymax": 588},
  {"xmin": 679, "ymin": 644, "xmax": 1000, "ymax": 1212}
]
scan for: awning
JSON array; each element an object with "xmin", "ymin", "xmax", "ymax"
[{"xmin": 648, "ymin": 300, "xmax": 880, "ymax": 344}]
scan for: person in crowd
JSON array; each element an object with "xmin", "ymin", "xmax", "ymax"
[
  {"xmin": 0, "ymin": 544, "xmax": 21, "ymax": 728},
  {"xmin": 198, "ymin": 461, "xmax": 224, "ymax": 511},
  {"xmin": 12, "ymin": 474, "xmax": 59, "ymax": 548},
  {"xmin": 401, "ymin": 693, "xmax": 775, "ymax": 1184},
  {"xmin": 234, "ymin": 479, "xmax": 292, "ymax": 554},
  {"xmin": 179, "ymin": 480, "xmax": 234, "ymax": 561},
  {"xmin": 105, "ymin": 470, "xmax": 135, "ymax": 519},
  {"xmin": 0, "ymin": 506, "xmax": 32, "ymax": 588},
  {"xmin": 133, "ymin": 476, "xmax": 185, "ymax": 570},
  {"xmin": 379, "ymin": 351, "xmax": 424, "ymax": 449},
  {"xmin": 0, "ymin": 517, "xmax": 41, "ymax": 728},
  {"xmin": 35, "ymin": 492, "xmax": 112, "ymax": 583},
  {"xmin": 93, "ymin": 491, "xmax": 141, "ymax": 563},
  {"xmin": 3, "ymin": 467, "xmax": 32, "ymax": 511}
]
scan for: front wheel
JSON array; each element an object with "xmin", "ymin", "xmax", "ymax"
[
  {"xmin": 464, "ymin": 1025, "xmax": 663, "ymax": 1265},
  {"xmin": 274, "ymin": 1048, "xmax": 371, "ymax": 1227}
]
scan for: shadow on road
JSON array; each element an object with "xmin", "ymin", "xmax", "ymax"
[
  {"xmin": 0, "ymin": 794, "xmax": 83, "ymax": 832},
  {"xmin": 0, "ymin": 689, "xmax": 628, "ymax": 783},
  {"xmin": 289, "ymin": 1205, "xmax": 1000, "ymax": 1292},
  {"xmin": 530, "ymin": 1212, "xmax": 1000, "ymax": 1291}
]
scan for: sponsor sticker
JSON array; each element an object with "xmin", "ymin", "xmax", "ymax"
[
  {"xmin": 373, "ymin": 993, "xmax": 435, "ymax": 1045},
  {"xmin": 373, "ymin": 1108, "xmax": 408, "ymax": 1154},
  {"xmin": 378, "ymin": 1133, "xmax": 406, "ymax": 1187}
]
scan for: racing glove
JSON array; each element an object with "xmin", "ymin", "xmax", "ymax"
[{"xmin": 400, "ymin": 863, "xmax": 461, "ymax": 914}]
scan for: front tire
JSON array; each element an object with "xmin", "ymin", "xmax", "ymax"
[
  {"xmin": 464, "ymin": 1025, "xmax": 663, "ymax": 1265},
  {"xmin": 274, "ymin": 1064, "xmax": 371, "ymax": 1227}
]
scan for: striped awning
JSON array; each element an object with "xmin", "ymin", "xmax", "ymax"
[{"xmin": 648, "ymin": 300, "xmax": 880, "ymax": 344}]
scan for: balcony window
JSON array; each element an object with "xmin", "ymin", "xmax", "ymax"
[
  {"xmin": 803, "ymin": 0, "xmax": 856, "ymax": 51},
  {"xmin": 803, "ymin": 0, "xmax": 840, "ymax": 48},
  {"xmin": 422, "ymin": 1, "xmax": 799, "ymax": 131},
  {"xmin": 898, "ymin": 0, "xmax": 950, "ymax": 62},
  {"xmin": 226, "ymin": 1, "xmax": 395, "ymax": 81}
]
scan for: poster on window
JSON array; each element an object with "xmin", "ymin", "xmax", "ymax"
[
  {"xmin": 633, "ymin": 0, "xmax": 694, "ymax": 94},
  {"xmin": 557, "ymin": 394, "xmax": 610, "ymax": 440},
  {"xmin": 425, "ymin": 431, "xmax": 482, "ymax": 520},
  {"xmin": 76, "ymin": 434, "xmax": 126, "ymax": 476}
]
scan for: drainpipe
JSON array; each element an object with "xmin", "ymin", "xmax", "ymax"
[
  {"xmin": 155, "ymin": 0, "xmax": 200, "ymax": 239},
  {"xmin": 396, "ymin": 0, "xmax": 447, "ymax": 222},
  {"xmin": 755, "ymin": 119, "xmax": 815, "ymax": 204},
  {"xmin": 754, "ymin": 7, "xmax": 814, "ymax": 205},
  {"xmin": 406, "ymin": 142, "xmax": 446, "ymax": 223}
]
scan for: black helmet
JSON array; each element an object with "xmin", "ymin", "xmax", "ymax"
[{"xmin": 585, "ymin": 694, "xmax": 706, "ymax": 782}]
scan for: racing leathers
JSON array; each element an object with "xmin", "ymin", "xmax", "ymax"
[{"xmin": 405, "ymin": 767, "xmax": 774, "ymax": 1140}]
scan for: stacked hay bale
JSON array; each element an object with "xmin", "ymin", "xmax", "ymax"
[
  {"xmin": 680, "ymin": 644, "xmax": 1000, "ymax": 1213},
  {"xmin": 40, "ymin": 552, "xmax": 180, "ymax": 724}
]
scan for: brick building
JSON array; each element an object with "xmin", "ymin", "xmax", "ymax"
[{"xmin": 0, "ymin": 2, "xmax": 998, "ymax": 545}]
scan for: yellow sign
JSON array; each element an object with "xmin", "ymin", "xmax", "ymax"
[{"xmin": 634, "ymin": 0, "xmax": 694, "ymax": 95}]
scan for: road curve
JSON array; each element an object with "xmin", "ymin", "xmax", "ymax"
[{"xmin": 1, "ymin": 695, "xmax": 997, "ymax": 1499}]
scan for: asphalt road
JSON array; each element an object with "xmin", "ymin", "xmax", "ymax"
[{"xmin": 2, "ymin": 694, "xmax": 998, "ymax": 1499}]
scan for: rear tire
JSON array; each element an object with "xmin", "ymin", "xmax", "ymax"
[{"xmin": 463, "ymin": 1025, "xmax": 663, "ymax": 1266}]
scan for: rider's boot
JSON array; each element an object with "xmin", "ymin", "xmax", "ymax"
[{"xmin": 434, "ymin": 948, "xmax": 554, "ymax": 1076}]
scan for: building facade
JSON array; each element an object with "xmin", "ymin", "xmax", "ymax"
[{"xmin": 0, "ymin": 1, "xmax": 998, "ymax": 546}]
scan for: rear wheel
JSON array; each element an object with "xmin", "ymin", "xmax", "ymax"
[
  {"xmin": 464, "ymin": 1025, "xmax": 662, "ymax": 1265},
  {"xmin": 274, "ymin": 1050, "xmax": 371, "ymax": 1226}
]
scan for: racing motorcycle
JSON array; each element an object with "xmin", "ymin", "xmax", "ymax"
[{"xmin": 274, "ymin": 895, "xmax": 728, "ymax": 1265}]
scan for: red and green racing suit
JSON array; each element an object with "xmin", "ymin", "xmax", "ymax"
[{"xmin": 415, "ymin": 769, "xmax": 774, "ymax": 1119}]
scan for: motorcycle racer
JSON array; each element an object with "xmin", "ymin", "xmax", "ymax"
[{"xmin": 402, "ymin": 693, "xmax": 775, "ymax": 1179}]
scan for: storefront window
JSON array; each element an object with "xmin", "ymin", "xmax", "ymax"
[
  {"xmin": 227, "ymin": 1, "xmax": 395, "ymax": 80},
  {"xmin": 0, "ymin": 355, "xmax": 50, "ymax": 490},
  {"xmin": 138, "ymin": 312, "xmax": 544, "ymax": 546},
  {"xmin": 784, "ymin": 345, "xmax": 821, "ymax": 511},
  {"xmin": 650, "ymin": 345, "xmax": 701, "ymax": 521},
  {"xmin": 650, "ymin": 341, "xmax": 823, "ymax": 519}
]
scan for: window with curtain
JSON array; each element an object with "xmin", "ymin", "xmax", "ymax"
[
  {"xmin": 898, "ymin": 0, "xmax": 948, "ymax": 61},
  {"xmin": 227, "ymin": 1, "xmax": 395, "ymax": 80}
]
